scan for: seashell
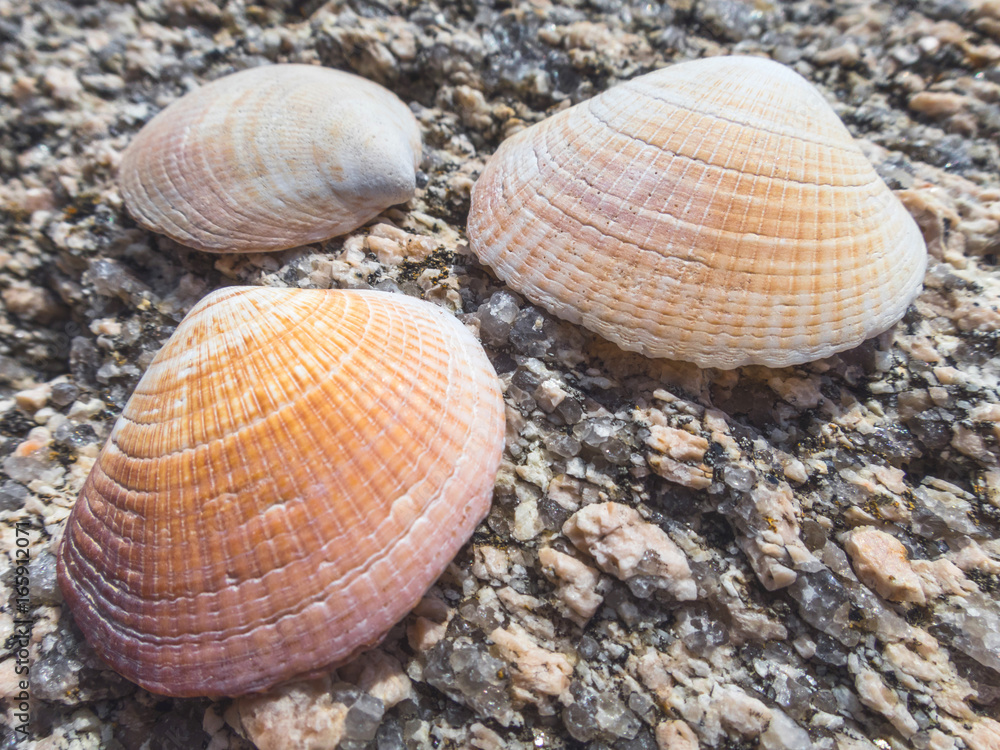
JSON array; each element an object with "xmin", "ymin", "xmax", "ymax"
[
  {"xmin": 56, "ymin": 287, "xmax": 504, "ymax": 697},
  {"xmin": 468, "ymin": 56, "xmax": 927, "ymax": 369},
  {"xmin": 119, "ymin": 65, "xmax": 422, "ymax": 253}
]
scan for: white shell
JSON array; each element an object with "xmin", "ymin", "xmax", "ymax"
[
  {"xmin": 119, "ymin": 65, "xmax": 422, "ymax": 253},
  {"xmin": 468, "ymin": 56, "xmax": 927, "ymax": 369}
]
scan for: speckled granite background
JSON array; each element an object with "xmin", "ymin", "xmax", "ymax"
[{"xmin": 1, "ymin": 0, "xmax": 999, "ymax": 748}]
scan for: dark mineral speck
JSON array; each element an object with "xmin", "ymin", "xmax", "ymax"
[
  {"xmin": 576, "ymin": 417, "xmax": 615, "ymax": 451},
  {"xmin": 511, "ymin": 366, "xmax": 542, "ymax": 392},
  {"xmin": 148, "ymin": 710, "xmax": 210, "ymax": 750},
  {"xmin": 678, "ymin": 607, "xmax": 729, "ymax": 654},
  {"xmin": 343, "ymin": 692, "xmax": 386, "ymax": 742},
  {"xmin": 577, "ymin": 635, "xmax": 600, "ymax": 661},
  {"xmin": 626, "ymin": 575, "xmax": 661, "ymax": 600},
  {"xmin": 600, "ymin": 437, "xmax": 631, "ymax": 465},
  {"xmin": 374, "ymin": 279, "xmax": 402, "ymax": 295},
  {"xmin": 87, "ymin": 259, "xmax": 151, "ymax": 302},
  {"xmin": 49, "ymin": 382, "xmax": 79, "ymax": 407},
  {"xmin": 594, "ymin": 692, "xmax": 641, "ymax": 739},
  {"xmin": 812, "ymin": 633, "xmax": 850, "ymax": 667},
  {"xmin": 553, "ymin": 395, "xmax": 583, "ymax": 425},
  {"xmin": 563, "ymin": 694, "xmax": 599, "ymax": 742},
  {"xmin": 509, "ymin": 308, "xmax": 551, "ymax": 356},
  {"xmin": 424, "ymin": 642, "xmax": 511, "ymax": 722},
  {"xmin": 477, "ymin": 290, "xmax": 520, "ymax": 348},
  {"xmin": 539, "ymin": 495, "xmax": 572, "ymax": 529},
  {"xmin": 0, "ymin": 481, "xmax": 28, "ymax": 512},
  {"xmin": 53, "ymin": 422, "xmax": 98, "ymax": 451},
  {"xmin": 29, "ymin": 550, "xmax": 61, "ymax": 605},
  {"xmin": 616, "ymin": 726, "xmax": 657, "ymax": 750},
  {"xmin": 773, "ymin": 672, "xmax": 814, "ymax": 714},
  {"xmin": 32, "ymin": 649, "xmax": 81, "ymax": 702},
  {"xmin": 722, "ymin": 464, "xmax": 757, "ymax": 492},
  {"xmin": 375, "ymin": 719, "xmax": 405, "ymax": 750},
  {"xmin": 545, "ymin": 432, "xmax": 581, "ymax": 458},
  {"xmin": 626, "ymin": 690, "xmax": 656, "ymax": 723},
  {"xmin": 811, "ymin": 689, "xmax": 840, "ymax": 714},
  {"xmin": 909, "ymin": 412, "xmax": 953, "ymax": 449},
  {"xmin": 69, "ymin": 337, "xmax": 101, "ymax": 385},
  {"xmin": 789, "ymin": 569, "xmax": 859, "ymax": 647}
]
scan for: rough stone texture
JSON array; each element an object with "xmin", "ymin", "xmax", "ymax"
[
  {"xmin": 229, "ymin": 678, "xmax": 350, "ymax": 750},
  {"xmin": 1, "ymin": 0, "xmax": 999, "ymax": 748},
  {"xmin": 564, "ymin": 502, "xmax": 698, "ymax": 602},
  {"xmin": 845, "ymin": 526, "xmax": 928, "ymax": 604},
  {"xmin": 538, "ymin": 546, "xmax": 604, "ymax": 624},
  {"xmin": 488, "ymin": 623, "xmax": 573, "ymax": 702}
]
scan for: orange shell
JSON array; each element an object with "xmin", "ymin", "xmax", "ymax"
[
  {"xmin": 57, "ymin": 287, "xmax": 504, "ymax": 697},
  {"xmin": 468, "ymin": 56, "xmax": 927, "ymax": 369}
]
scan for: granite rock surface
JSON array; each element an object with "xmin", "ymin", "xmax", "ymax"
[{"xmin": 1, "ymin": 0, "xmax": 999, "ymax": 748}]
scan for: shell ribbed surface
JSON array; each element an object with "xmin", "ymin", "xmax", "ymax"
[
  {"xmin": 468, "ymin": 56, "xmax": 927, "ymax": 369},
  {"xmin": 56, "ymin": 287, "xmax": 504, "ymax": 697},
  {"xmin": 119, "ymin": 64, "xmax": 422, "ymax": 253}
]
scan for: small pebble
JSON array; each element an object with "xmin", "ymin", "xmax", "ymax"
[
  {"xmin": 49, "ymin": 382, "xmax": 79, "ymax": 407},
  {"xmin": 14, "ymin": 384, "xmax": 50, "ymax": 413},
  {"xmin": 478, "ymin": 291, "xmax": 520, "ymax": 348},
  {"xmin": 509, "ymin": 308, "xmax": 551, "ymax": 356}
]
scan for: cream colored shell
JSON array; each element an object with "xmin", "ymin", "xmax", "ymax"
[
  {"xmin": 468, "ymin": 56, "xmax": 927, "ymax": 369},
  {"xmin": 119, "ymin": 64, "xmax": 422, "ymax": 253},
  {"xmin": 57, "ymin": 287, "xmax": 504, "ymax": 697}
]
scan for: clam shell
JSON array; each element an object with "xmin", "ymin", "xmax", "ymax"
[
  {"xmin": 57, "ymin": 287, "xmax": 504, "ymax": 697},
  {"xmin": 119, "ymin": 65, "xmax": 422, "ymax": 253},
  {"xmin": 468, "ymin": 56, "xmax": 927, "ymax": 369}
]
